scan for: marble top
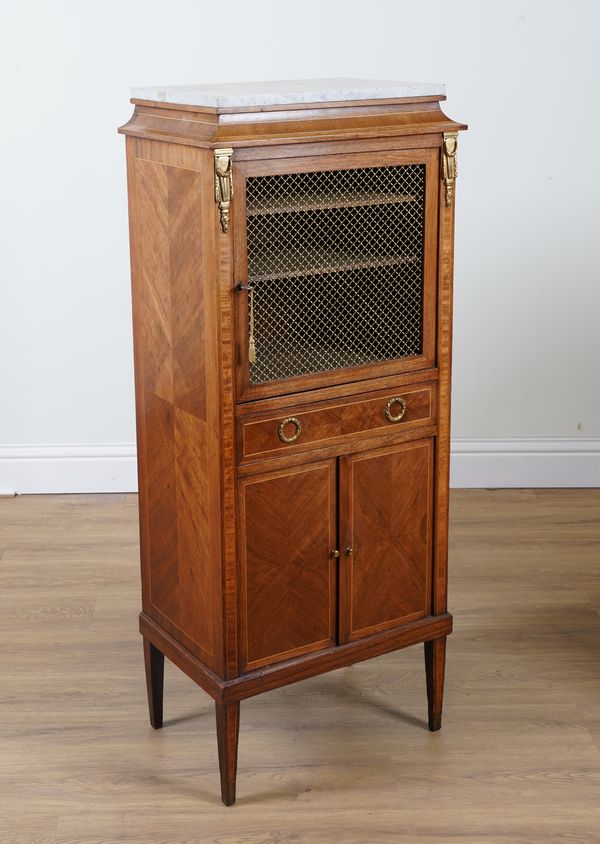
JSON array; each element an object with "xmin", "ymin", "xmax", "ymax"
[{"xmin": 131, "ymin": 78, "xmax": 445, "ymax": 108}]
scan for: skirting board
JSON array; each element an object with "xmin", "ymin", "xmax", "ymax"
[
  {"xmin": 0, "ymin": 439, "xmax": 599, "ymax": 494},
  {"xmin": 0, "ymin": 445, "xmax": 138, "ymax": 495},
  {"xmin": 450, "ymin": 438, "xmax": 600, "ymax": 489}
]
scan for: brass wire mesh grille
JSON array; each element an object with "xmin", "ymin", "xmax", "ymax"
[{"xmin": 245, "ymin": 164, "xmax": 426, "ymax": 384}]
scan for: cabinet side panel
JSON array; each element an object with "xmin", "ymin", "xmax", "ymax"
[{"xmin": 128, "ymin": 141, "xmax": 223, "ymax": 673}]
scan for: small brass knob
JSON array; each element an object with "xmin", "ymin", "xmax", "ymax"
[
  {"xmin": 346, "ymin": 547, "xmax": 353, "ymax": 556},
  {"xmin": 331, "ymin": 549, "xmax": 340, "ymax": 558}
]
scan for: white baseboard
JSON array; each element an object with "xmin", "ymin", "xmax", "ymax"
[
  {"xmin": 1, "ymin": 439, "xmax": 599, "ymax": 494},
  {"xmin": 450, "ymin": 438, "xmax": 600, "ymax": 488},
  {"xmin": 0, "ymin": 444, "xmax": 138, "ymax": 495}
]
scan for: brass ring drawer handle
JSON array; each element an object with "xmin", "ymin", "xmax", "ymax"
[
  {"xmin": 278, "ymin": 416, "xmax": 302, "ymax": 444},
  {"xmin": 384, "ymin": 396, "xmax": 408, "ymax": 423}
]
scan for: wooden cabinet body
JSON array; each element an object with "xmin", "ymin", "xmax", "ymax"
[{"xmin": 120, "ymin": 80, "xmax": 466, "ymax": 804}]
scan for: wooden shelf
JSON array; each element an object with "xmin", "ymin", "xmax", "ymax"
[
  {"xmin": 247, "ymin": 192, "xmax": 416, "ymax": 216},
  {"xmin": 247, "ymin": 345, "xmax": 412, "ymax": 379},
  {"xmin": 249, "ymin": 251, "xmax": 418, "ymax": 284}
]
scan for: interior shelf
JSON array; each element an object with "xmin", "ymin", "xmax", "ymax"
[
  {"xmin": 247, "ymin": 192, "xmax": 416, "ymax": 216},
  {"xmin": 249, "ymin": 343, "xmax": 394, "ymax": 379},
  {"xmin": 248, "ymin": 250, "xmax": 418, "ymax": 283}
]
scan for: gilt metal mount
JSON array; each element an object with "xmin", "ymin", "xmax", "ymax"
[
  {"xmin": 442, "ymin": 132, "xmax": 458, "ymax": 208},
  {"xmin": 214, "ymin": 148, "xmax": 234, "ymax": 233}
]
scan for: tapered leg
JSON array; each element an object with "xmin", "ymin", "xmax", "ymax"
[
  {"xmin": 424, "ymin": 636, "xmax": 446, "ymax": 732},
  {"xmin": 215, "ymin": 701, "xmax": 240, "ymax": 806},
  {"xmin": 143, "ymin": 639, "xmax": 164, "ymax": 729}
]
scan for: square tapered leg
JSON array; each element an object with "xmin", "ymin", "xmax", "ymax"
[
  {"xmin": 143, "ymin": 639, "xmax": 164, "ymax": 730},
  {"xmin": 424, "ymin": 636, "xmax": 446, "ymax": 732},
  {"xmin": 215, "ymin": 701, "xmax": 240, "ymax": 806}
]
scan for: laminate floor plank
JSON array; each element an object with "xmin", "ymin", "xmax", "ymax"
[{"xmin": 1, "ymin": 490, "xmax": 599, "ymax": 843}]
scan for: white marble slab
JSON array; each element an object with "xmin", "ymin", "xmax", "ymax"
[{"xmin": 131, "ymin": 78, "xmax": 445, "ymax": 108}]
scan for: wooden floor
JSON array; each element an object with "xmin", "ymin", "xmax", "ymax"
[{"xmin": 1, "ymin": 490, "xmax": 599, "ymax": 843}]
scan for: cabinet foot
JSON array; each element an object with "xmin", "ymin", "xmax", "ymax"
[
  {"xmin": 215, "ymin": 701, "xmax": 240, "ymax": 806},
  {"xmin": 143, "ymin": 639, "xmax": 164, "ymax": 729},
  {"xmin": 424, "ymin": 636, "xmax": 446, "ymax": 732}
]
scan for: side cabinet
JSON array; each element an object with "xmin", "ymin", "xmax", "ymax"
[{"xmin": 120, "ymin": 79, "xmax": 466, "ymax": 805}]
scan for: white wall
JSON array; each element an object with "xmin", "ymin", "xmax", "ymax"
[{"xmin": 1, "ymin": 0, "xmax": 599, "ymax": 492}]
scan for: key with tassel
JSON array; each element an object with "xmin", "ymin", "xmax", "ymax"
[
  {"xmin": 248, "ymin": 287, "xmax": 256, "ymax": 364},
  {"xmin": 236, "ymin": 283, "xmax": 256, "ymax": 365}
]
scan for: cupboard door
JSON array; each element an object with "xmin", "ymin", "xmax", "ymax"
[
  {"xmin": 238, "ymin": 460, "xmax": 337, "ymax": 671},
  {"xmin": 340, "ymin": 439, "xmax": 434, "ymax": 642},
  {"xmin": 233, "ymin": 148, "xmax": 439, "ymax": 401}
]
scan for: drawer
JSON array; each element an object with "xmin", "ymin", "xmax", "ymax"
[{"xmin": 238, "ymin": 381, "xmax": 436, "ymax": 461}]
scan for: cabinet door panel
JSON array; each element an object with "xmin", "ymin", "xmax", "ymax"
[
  {"xmin": 238, "ymin": 460, "xmax": 337, "ymax": 671},
  {"xmin": 340, "ymin": 439, "xmax": 433, "ymax": 642},
  {"xmin": 233, "ymin": 148, "xmax": 439, "ymax": 402}
]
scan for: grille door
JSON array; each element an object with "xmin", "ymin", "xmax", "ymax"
[{"xmin": 234, "ymin": 149, "xmax": 438, "ymax": 399}]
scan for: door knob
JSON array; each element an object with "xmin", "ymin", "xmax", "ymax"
[
  {"xmin": 345, "ymin": 547, "xmax": 353, "ymax": 556},
  {"xmin": 331, "ymin": 549, "xmax": 340, "ymax": 558}
]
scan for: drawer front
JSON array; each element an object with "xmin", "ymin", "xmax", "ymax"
[{"xmin": 239, "ymin": 382, "xmax": 436, "ymax": 461}]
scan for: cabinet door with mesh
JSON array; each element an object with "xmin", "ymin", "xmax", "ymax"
[
  {"xmin": 233, "ymin": 149, "xmax": 439, "ymax": 400},
  {"xmin": 238, "ymin": 460, "xmax": 337, "ymax": 671}
]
